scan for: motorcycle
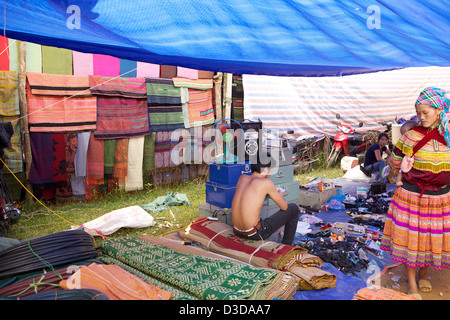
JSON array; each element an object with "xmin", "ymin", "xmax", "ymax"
[{"xmin": 326, "ymin": 114, "xmax": 363, "ymax": 168}]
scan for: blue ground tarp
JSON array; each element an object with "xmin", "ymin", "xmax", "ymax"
[{"xmin": 2, "ymin": 0, "xmax": 450, "ymax": 76}]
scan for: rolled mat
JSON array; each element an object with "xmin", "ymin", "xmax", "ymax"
[
  {"xmin": 19, "ymin": 289, "xmax": 109, "ymax": 300},
  {"xmin": 0, "ymin": 230, "xmax": 98, "ymax": 280},
  {"xmin": 178, "ymin": 217, "xmax": 336, "ymax": 290},
  {"xmin": 141, "ymin": 235, "xmax": 299, "ymax": 299},
  {"xmin": 101, "ymin": 236, "xmax": 297, "ymax": 300}
]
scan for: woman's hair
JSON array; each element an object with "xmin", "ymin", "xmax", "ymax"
[{"xmin": 377, "ymin": 132, "xmax": 389, "ymax": 142}]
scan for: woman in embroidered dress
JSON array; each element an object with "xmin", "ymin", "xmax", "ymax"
[{"xmin": 380, "ymin": 87, "xmax": 450, "ymax": 299}]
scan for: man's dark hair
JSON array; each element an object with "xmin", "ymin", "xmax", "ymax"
[{"xmin": 250, "ymin": 152, "xmax": 276, "ymax": 173}]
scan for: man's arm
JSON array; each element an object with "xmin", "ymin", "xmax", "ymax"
[{"xmin": 266, "ymin": 180, "xmax": 288, "ymax": 211}]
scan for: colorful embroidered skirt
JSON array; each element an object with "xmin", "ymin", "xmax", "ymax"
[{"xmin": 380, "ymin": 186, "xmax": 450, "ymax": 270}]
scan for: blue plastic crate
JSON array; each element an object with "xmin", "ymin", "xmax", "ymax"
[
  {"xmin": 209, "ymin": 162, "xmax": 251, "ymax": 186},
  {"xmin": 205, "ymin": 181, "xmax": 236, "ymax": 208}
]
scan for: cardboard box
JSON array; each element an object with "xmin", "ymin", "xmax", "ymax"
[{"xmin": 299, "ymin": 187, "xmax": 340, "ymax": 210}]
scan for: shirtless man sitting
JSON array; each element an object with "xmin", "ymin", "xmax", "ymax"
[{"xmin": 231, "ymin": 158, "xmax": 299, "ymax": 245}]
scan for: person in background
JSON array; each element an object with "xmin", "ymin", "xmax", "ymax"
[
  {"xmin": 396, "ymin": 120, "xmax": 419, "ymax": 187},
  {"xmin": 360, "ymin": 132, "xmax": 392, "ymax": 181},
  {"xmin": 380, "ymin": 87, "xmax": 450, "ymax": 299}
]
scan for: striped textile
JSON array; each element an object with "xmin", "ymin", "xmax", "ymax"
[
  {"xmin": 391, "ymin": 126, "xmax": 450, "ymax": 191},
  {"xmin": 172, "ymin": 77, "xmax": 213, "ymax": 90},
  {"xmin": 154, "ymin": 131, "xmax": 174, "ymax": 168},
  {"xmin": 1, "ymin": 116, "xmax": 23, "ymax": 173},
  {"xmin": 27, "ymin": 72, "xmax": 91, "ymax": 96},
  {"xmin": 145, "ymin": 78, "xmax": 184, "ymax": 132},
  {"xmin": 145, "ymin": 78, "xmax": 181, "ymax": 105},
  {"xmin": 147, "ymin": 104, "xmax": 184, "ymax": 132},
  {"xmin": 380, "ymin": 186, "xmax": 450, "ymax": 270},
  {"xmin": 0, "ymin": 70, "xmax": 19, "ymax": 116},
  {"xmin": 93, "ymin": 96, "xmax": 150, "ymax": 139},
  {"xmin": 243, "ymin": 67, "xmax": 450, "ymax": 136},
  {"xmin": 89, "ymin": 75, "xmax": 147, "ymax": 98},
  {"xmin": 186, "ymin": 88, "xmax": 215, "ymax": 127},
  {"xmin": 27, "ymin": 94, "xmax": 97, "ymax": 132}
]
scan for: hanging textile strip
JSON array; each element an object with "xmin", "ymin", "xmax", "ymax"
[
  {"xmin": 86, "ymin": 132, "xmax": 104, "ymax": 186},
  {"xmin": 172, "ymin": 77, "xmax": 213, "ymax": 90},
  {"xmin": 102, "ymin": 236, "xmax": 292, "ymax": 300},
  {"xmin": 89, "ymin": 75, "xmax": 147, "ymax": 99},
  {"xmin": 26, "ymin": 72, "xmax": 91, "ymax": 96},
  {"xmin": 113, "ymin": 138, "xmax": 129, "ymax": 179},
  {"xmin": 145, "ymin": 78, "xmax": 182, "ymax": 105},
  {"xmin": 0, "ymin": 70, "xmax": 19, "ymax": 116},
  {"xmin": 142, "ymin": 132, "xmax": 156, "ymax": 174},
  {"xmin": 93, "ymin": 96, "xmax": 150, "ymax": 139},
  {"xmin": 27, "ymin": 94, "xmax": 97, "ymax": 132},
  {"xmin": 41, "ymin": 46, "xmax": 73, "ymax": 75},
  {"xmin": 154, "ymin": 131, "xmax": 174, "ymax": 168},
  {"xmin": 145, "ymin": 78, "xmax": 184, "ymax": 132},
  {"xmin": 0, "ymin": 117, "xmax": 23, "ymax": 173},
  {"xmin": 186, "ymin": 89, "xmax": 215, "ymax": 127},
  {"xmin": 125, "ymin": 136, "xmax": 144, "ymax": 191},
  {"xmin": 176, "ymin": 67, "xmax": 198, "ymax": 80},
  {"xmin": 60, "ymin": 263, "xmax": 173, "ymax": 300}
]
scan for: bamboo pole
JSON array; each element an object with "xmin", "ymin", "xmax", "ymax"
[
  {"xmin": 213, "ymin": 72, "xmax": 223, "ymax": 121},
  {"xmin": 18, "ymin": 41, "xmax": 33, "ymax": 203},
  {"xmin": 222, "ymin": 73, "xmax": 232, "ymax": 123}
]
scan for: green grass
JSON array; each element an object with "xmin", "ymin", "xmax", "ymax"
[{"xmin": 7, "ymin": 166, "xmax": 343, "ymax": 241}]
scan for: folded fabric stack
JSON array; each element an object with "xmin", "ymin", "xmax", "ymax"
[
  {"xmin": 100, "ymin": 235, "xmax": 299, "ymax": 300},
  {"xmin": 178, "ymin": 217, "xmax": 337, "ymax": 291}
]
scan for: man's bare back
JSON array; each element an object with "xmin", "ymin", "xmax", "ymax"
[{"xmin": 231, "ymin": 172, "xmax": 287, "ymax": 230}]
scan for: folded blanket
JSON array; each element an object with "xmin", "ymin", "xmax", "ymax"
[
  {"xmin": 172, "ymin": 77, "xmax": 213, "ymax": 90},
  {"xmin": 89, "ymin": 75, "xmax": 147, "ymax": 98},
  {"xmin": 101, "ymin": 236, "xmax": 293, "ymax": 300},
  {"xmin": 27, "ymin": 72, "xmax": 91, "ymax": 96},
  {"xmin": 93, "ymin": 96, "xmax": 150, "ymax": 139},
  {"xmin": 186, "ymin": 89, "xmax": 214, "ymax": 127},
  {"xmin": 145, "ymin": 78, "xmax": 182, "ymax": 105}
]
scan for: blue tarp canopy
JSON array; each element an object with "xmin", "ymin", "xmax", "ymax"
[{"xmin": 2, "ymin": 0, "xmax": 449, "ymax": 76}]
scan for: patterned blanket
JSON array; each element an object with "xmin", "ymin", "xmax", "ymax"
[
  {"xmin": 101, "ymin": 236, "xmax": 292, "ymax": 300},
  {"xmin": 27, "ymin": 72, "xmax": 91, "ymax": 96},
  {"xmin": 93, "ymin": 96, "xmax": 150, "ymax": 139}
]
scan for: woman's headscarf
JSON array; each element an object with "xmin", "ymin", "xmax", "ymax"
[{"xmin": 415, "ymin": 86, "xmax": 450, "ymax": 148}]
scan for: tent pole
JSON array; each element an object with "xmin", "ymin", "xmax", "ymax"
[{"xmin": 18, "ymin": 41, "xmax": 33, "ymax": 203}]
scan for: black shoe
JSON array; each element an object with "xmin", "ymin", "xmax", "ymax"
[{"xmin": 360, "ymin": 165, "xmax": 372, "ymax": 177}]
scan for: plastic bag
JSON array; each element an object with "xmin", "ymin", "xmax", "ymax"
[
  {"xmin": 73, "ymin": 205, "xmax": 155, "ymax": 236},
  {"xmin": 328, "ymin": 199, "xmax": 345, "ymax": 211}
]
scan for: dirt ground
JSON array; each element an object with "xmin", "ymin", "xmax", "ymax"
[{"xmin": 379, "ymin": 263, "xmax": 450, "ymax": 300}]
